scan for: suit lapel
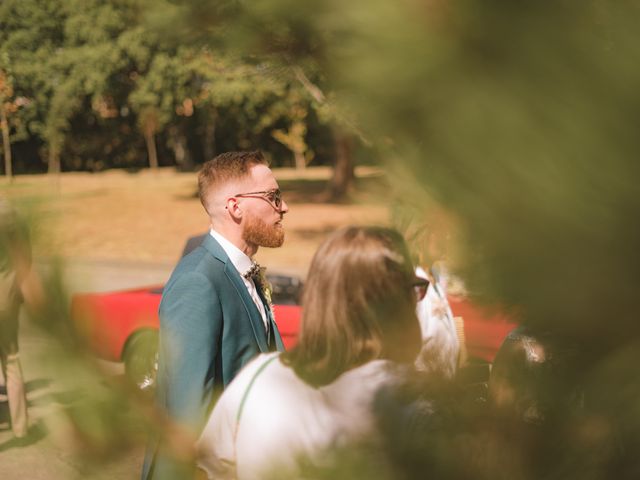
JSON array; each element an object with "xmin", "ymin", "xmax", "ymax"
[
  {"xmin": 202, "ymin": 235, "xmax": 270, "ymax": 352},
  {"xmin": 255, "ymin": 284, "xmax": 285, "ymax": 352},
  {"xmin": 271, "ymin": 316, "xmax": 285, "ymax": 351}
]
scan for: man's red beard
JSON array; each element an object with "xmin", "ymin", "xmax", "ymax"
[{"xmin": 243, "ymin": 214, "xmax": 285, "ymax": 248}]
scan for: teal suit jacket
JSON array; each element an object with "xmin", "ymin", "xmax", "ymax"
[{"xmin": 142, "ymin": 234, "xmax": 284, "ymax": 479}]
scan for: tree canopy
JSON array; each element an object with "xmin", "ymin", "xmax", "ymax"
[{"xmin": 0, "ymin": 0, "xmax": 343, "ymax": 179}]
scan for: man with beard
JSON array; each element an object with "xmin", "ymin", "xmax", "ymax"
[{"xmin": 142, "ymin": 151, "xmax": 289, "ymax": 480}]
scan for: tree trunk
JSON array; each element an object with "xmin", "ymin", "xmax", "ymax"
[
  {"xmin": 0, "ymin": 108, "xmax": 12, "ymax": 181},
  {"xmin": 170, "ymin": 127, "xmax": 193, "ymax": 171},
  {"xmin": 327, "ymin": 129, "xmax": 355, "ymax": 201},
  {"xmin": 203, "ymin": 111, "xmax": 217, "ymax": 161},
  {"xmin": 144, "ymin": 129, "xmax": 159, "ymax": 170},
  {"xmin": 294, "ymin": 150, "xmax": 306, "ymax": 170},
  {"xmin": 48, "ymin": 145, "xmax": 60, "ymax": 175},
  {"xmin": 172, "ymin": 130, "xmax": 186, "ymax": 165}
]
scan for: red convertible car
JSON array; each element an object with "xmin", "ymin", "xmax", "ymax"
[
  {"xmin": 71, "ymin": 273, "xmax": 303, "ymax": 391},
  {"xmin": 71, "ymin": 280, "xmax": 516, "ymax": 391},
  {"xmin": 70, "ymin": 235, "xmax": 516, "ymax": 391}
]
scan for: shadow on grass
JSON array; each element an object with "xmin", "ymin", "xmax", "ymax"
[
  {"xmin": 0, "ymin": 419, "xmax": 48, "ymax": 452},
  {"xmin": 26, "ymin": 378, "xmax": 53, "ymax": 393},
  {"xmin": 278, "ymin": 178, "xmax": 330, "ymax": 202},
  {"xmin": 22, "ymin": 386, "xmax": 84, "ymax": 410},
  {"xmin": 276, "ymin": 175, "xmax": 390, "ymax": 204},
  {"xmin": 177, "ymin": 174, "xmax": 390, "ymax": 204},
  {"xmin": 291, "ymin": 226, "xmax": 340, "ymax": 240}
]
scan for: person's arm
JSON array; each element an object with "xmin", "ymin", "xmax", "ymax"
[
  {"xmin": 159, "ymin": 271, "xmax": 223, "ymax": 433},
  {"xmin": 10, "ymin": 223, "xmax": 45, "ymax": 314}
]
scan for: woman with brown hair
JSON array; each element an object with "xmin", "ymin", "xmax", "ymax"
[{"xmin": 196, "ymin": 226, "xmax": 426, "ymax": 479}]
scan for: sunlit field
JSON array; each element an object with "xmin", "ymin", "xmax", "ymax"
[{"xmin": 2, "ymin": 166, "xmax": 388, "ymax": 275}]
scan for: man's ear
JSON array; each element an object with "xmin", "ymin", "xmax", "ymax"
[{"xmin": 226, "ymin": 197, "xmax": 243, "ymax": 220}]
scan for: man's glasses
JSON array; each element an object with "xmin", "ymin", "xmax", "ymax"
[
  {"xmin": 412, "ymin": 277, "xmax": 430, "ymax": 302},
  {"xmin": 234, "ymin": 188, "xmax": 283, "ymax": 210}
]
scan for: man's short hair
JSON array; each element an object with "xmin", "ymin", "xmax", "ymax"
[{"xmin": 198, "ymin": 151, "xmax": 268, "ymax": 213}]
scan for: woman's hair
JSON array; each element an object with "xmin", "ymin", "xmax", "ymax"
[{"xmin": 282, "ymin": 226, "xmax": 421, "ymax": 386}]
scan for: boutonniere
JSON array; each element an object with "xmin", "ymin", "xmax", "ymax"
[{"xmin": 257, "ymin": 267, "xmax": 275, "ymax": 318}]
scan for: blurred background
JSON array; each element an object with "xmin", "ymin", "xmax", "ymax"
[{"xmin": 1, "ymin": 0, "xmax": 639, "ymax": 478}]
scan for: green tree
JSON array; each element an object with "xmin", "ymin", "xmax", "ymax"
[
  {"xmin": 0, "ymin": 0, "xmax": 344, "ymax": 174},
  {"xmin": 0, "ymin": 68, "xmax": 26, "ymax": 181},
  {"xmin": 128, "ymin": 47, "xmax": 190, "ymax": 169},
  {"xmin": 190, "ymin": 52, "xmax": 310, "ymax": 164},
  {"xmin": 145, "ymin": 0, "xmax": 366, "ymax": 197},
  {"xmin": 0, "ymin": 0, "xmax": 67, "ymax": 173}
]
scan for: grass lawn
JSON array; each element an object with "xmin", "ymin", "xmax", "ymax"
[{"xmin": 2, "ymin": 166, "xmax": 391, "ymax": 276}]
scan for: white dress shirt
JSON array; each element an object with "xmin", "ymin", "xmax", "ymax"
[{"xmin": 209, "ymin": 229, "xmax": 268, "ymax": 331}]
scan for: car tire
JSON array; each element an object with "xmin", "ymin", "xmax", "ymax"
[{"xmin": 123, "ymin": 329, "xmax": 158, "ymax": 393}]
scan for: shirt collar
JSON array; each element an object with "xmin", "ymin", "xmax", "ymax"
[{"xmin": 209, "ymin": 228, "xmax": 253, "ymax": 277}]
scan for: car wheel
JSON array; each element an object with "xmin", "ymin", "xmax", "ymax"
[{"xmin": 123, "ymin": 330, "xmax": 158, "ymax": 393}]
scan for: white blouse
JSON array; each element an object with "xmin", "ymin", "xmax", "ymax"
[
  {"xmin": 196, "ymin": 353, "xmax": 402, "ymax": 479},
  {"xmin": 415, "ymin": 265, "xmax": 460, "ymax": 378}
]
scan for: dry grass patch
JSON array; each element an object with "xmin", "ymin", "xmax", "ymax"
[{"xmin": 2, "ymin": 167, "xmax": 391, "ymax": 275}]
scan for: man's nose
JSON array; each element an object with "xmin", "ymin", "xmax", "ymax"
[{"xmin": 279, "ymin": 198, "xmax": 290, "ymax": 214}]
